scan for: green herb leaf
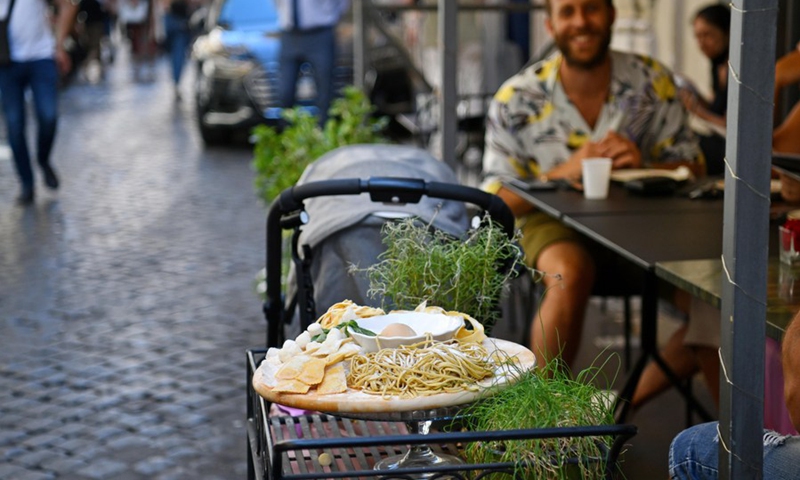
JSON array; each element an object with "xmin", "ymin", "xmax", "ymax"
[
  {"xmin": 338, "ymin": 320, "xmax": 376, "ymax": 337},
  {"xmin": 310, "ymin": 327, "xmax": 329, "ymax": 343}
]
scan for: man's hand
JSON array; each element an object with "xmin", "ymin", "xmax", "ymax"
[
  {"xmin": 543, "ymin": 131, "xmax": 641, "ymax": 184},
  {"xmin": 545, "ymin": 141, "xmax": 606, "ymax": 181},
  {"xmin": 54, "ymin": 0, "xmax": 80, "ymax": 76},
  {"xmin": 597, "ymin": 131, "xmax": 642, "ymax": 169}
]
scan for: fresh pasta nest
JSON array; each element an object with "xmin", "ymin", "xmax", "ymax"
[{"xmin": 347, "ymin": 339, "xmax": 499, "ymax": 398}]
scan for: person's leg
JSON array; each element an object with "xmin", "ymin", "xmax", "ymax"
[
  {"xmin": 631, "ymin": 323, "xmax": 700, "ymax": 408},
  {"xmin": 762, "ymin": 430, "xmax": 800, "ymax": 478},
  {"xmin": 533, "ymin": 240, "xmax": 595, "ymax": 368},
  {"xmin": 171, "ymin": 29, "xmax": 189, "ymax": 87},
  {"xmin": 304, "ymin": 27, "xmax": 336, "ymax": 124},
  {"xmin": 671, "ymin": 423, "xmax": 800, "ymax": 480},
  {"xmin": 695, "ymin": 345, "xmax": 720, "ymax": 406},
  {"xmin": 277, "ymin": 32, "xmax": 302, "ymax": 111},
  {"xmin": 163, "ymin": 14, "xmax": 186, "ymax": 87},
  {"xmin": 518, "ymin": 213, "xmax": 594, "ymax": 369},
  {"xmin": 0, "ymin": 63, "xmax": 34, "ymax": 198},
  {"xmin": 684, "ymin": 296, "xmax": 721, "ymax": 407},
  {"xmin": 669, "ymin": 421, "xmax": 720, "ymax": 480},
  {"xmin": 28, "ymin": 59, "xmax": 60, "ymax": 190}
]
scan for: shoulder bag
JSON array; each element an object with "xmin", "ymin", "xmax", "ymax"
[{"xmin": 0, "ymin": 0, "xmax": 18, "ymax": 67}]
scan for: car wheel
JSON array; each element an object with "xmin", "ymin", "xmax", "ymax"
[{"xmin": 198, "ymin": 118, "xmax": 229, "ymax": 146}]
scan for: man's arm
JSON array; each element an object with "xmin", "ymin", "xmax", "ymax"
[
  {"xmin": 494, "ymin": 186, "xmax": 535, "ymax": 218},
  {"xmin": 54, "ymin": 0, "xmax": 80, "ymax": 75}
]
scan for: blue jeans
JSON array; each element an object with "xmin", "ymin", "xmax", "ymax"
[
  {"xmin": 278, "ymin": 26, "xmax": 336, "ymax": 124},
  {"xmin": 0, "ymin": 59, "xmax": 59, "ymax": 190},
  {"xmin": 164, "ymin": 13, "xmax": 191, "ymax": 86},
  {"xmin": 669, "ymin": 422, "xmax": 800, "ymax": 479}
]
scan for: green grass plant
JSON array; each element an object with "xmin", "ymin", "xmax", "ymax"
[
  {"xmin": 356, "ymin": 216, "xmax": 525, "ymax": 333},
  {"xmin": 251, "ymin": 86, "xmax": 388, "ymax": 204},
  {"xmin": 458, "ymin": 356, "xmax": 619, "ymax": 480}
]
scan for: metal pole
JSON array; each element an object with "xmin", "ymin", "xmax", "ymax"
[
  {"xmin": 719, "ymin": 1, "xmax": 778, "ymax": 478},
  {"xmin": 438, "ymin": 0, "xmax": 457, "ymax": 169},
  {"xmin": 353, "ymin": 0, "xmax": 365, "ymax": 90}
]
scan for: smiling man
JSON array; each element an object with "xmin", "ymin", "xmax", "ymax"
[{"xmin": 481, "ymin": 0, "xmax": 702, "ymax": 368}]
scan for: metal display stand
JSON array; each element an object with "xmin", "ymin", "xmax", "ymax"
[{"xmin": 247, "ymin": 350, "xmax": 637, "ymax": 480}]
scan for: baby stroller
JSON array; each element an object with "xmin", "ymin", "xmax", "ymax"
[{"xmin": 262, "ymin": 144, "xmax": 517, "ymax": 347}]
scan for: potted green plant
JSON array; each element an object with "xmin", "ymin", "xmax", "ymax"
[{"xmin": 251, "ymin": 86, "xmax": 389, "ymax": 204}]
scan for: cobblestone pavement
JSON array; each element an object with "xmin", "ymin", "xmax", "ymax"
[{"xmin": 0, "ymin": 53, "xmax": 265, "ymax": 479}]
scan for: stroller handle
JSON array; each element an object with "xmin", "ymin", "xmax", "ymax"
[{"xmin": 264, "ymin": 177, "xmax": 516, "ymax": 347}]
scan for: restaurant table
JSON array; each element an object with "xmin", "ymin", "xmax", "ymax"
[
  {"xmin": 656, "ymin": 257, "xmax": 798, "ymax": 341},
  {"xmin": 504, "ymin": 181, "xmax": 725, "ymax": 422}
]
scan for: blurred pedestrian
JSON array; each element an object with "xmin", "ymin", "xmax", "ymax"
[
  {"xmin": 275, "ymin": 0, "xmax": 349, "ymax": 124},
  {"xmin": 118, "ymin": 0, "xmax": 154, "ymax": 80},
  {"xmin": 77, "ymin": 0, "xmax": 110, "ymax": 83},
  {"xmin": 0, "ymin": 0, "xmax": 79, "ymax": 205},
  {"xmin": 161, "ymin": 0, "xmax": 193, "ymax": 99}
]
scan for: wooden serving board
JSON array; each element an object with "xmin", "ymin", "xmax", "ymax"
[{"xmin": 252, "ymin": 338, "xmax": 535, "ymax": 414}]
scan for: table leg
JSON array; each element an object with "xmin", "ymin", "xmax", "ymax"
[{"xmin": 614, "ymin": 272, "xmax": 713, "ymax": 423}]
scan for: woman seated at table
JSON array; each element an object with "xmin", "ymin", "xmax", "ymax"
[{"xmin": 678, "ymin": 3, "xmax": 730, "ymax": 176}]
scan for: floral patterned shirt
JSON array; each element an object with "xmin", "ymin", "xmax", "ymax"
[{"xmin": 482, "ymin": 50, "xmax": 702, "ymax": 192}]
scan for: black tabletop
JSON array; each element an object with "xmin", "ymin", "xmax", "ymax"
[
  {"xmin": 504, "ymin": 180, "xmax": 725, "ymax": 270},
  {"xmin": 563, "ymin": 211, "xmax": 723, "ymax": 270},
  {"xmin": 504, "ymin": 181, "xmax": 724, "ymax": 218}
]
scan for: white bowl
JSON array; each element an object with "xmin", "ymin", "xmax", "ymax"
[{"xmin": 347, "ymin": 312, "xmax": 464, "ymax": 353}]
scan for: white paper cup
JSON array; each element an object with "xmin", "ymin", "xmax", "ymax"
[{"xmin": 582, "ymin": 157, "xmax": 613, "ymax": 199}]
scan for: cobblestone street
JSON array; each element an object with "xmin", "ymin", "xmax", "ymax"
[{"xmin": 0, "ymin": 53, "xmax": 265, "ymax": 479}]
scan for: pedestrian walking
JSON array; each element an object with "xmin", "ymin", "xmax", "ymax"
[
  {"xmin": 275, "ymin": 0, "xmax": 349, "ymax": 124},
  {"xmin": 161, "ymin": 0, "xmax": 194, "ymax": 99},
  {"xmin": 118, "ymin": 0, "xmax": 154, "ymax": 80},
  {"xmin": 0, "ymin": 0, "xmax": 79, "ymax": 205}
]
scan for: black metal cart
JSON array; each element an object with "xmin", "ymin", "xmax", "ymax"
[{"xmin": 249, "ymin": 176, "xmax": 637, "ymax": 479}]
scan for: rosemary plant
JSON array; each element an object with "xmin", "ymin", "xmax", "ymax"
[{"xmin": 358, "ymin": 216, "xmax": 524, "ymax": 333}]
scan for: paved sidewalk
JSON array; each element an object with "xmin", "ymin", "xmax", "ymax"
[{"xmin": 0, "ymin": 55, "xmax": 265, "ymax": 479}]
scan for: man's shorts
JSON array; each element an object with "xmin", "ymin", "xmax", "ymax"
[{"xmin": 518, "ymin": 211, "xmax": 583, "ymax": 267}]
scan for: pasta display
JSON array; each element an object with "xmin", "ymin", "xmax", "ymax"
[{"xmin": 347, "ymin": 339, "xmax": 496, "ymax": 398}]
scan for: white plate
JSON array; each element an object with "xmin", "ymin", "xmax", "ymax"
[
  {"xmin": 610, "ymin": 166, "xmax": 693, "ymax": 183},
  {"xmin": 348, "ymin": 312, "xmax": 464, "ymax": 353}
]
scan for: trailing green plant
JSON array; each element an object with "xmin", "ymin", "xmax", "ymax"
[
  {"xmin": 355, "ymin": 215, "xmax": 527, "ymax": 333},
  {"xmin": 457, "ymin": 357, "xmax": 619, "ymax": 480},
  {"xmin": 251, "ymin": 86, "xmax": 389, "ymax": 204}
]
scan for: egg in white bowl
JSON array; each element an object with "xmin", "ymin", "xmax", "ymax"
[{"xmin": 347, "ymin": 312, "xmax": 464, "ymax": 352}]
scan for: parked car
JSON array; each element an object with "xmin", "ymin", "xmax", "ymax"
[{"xmin": 192, "ymin": 0, "xmax": 322, "ymax": 144}]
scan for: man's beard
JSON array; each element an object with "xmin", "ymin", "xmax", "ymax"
[{"xmin": 554, "ymin": 29, "xmax": 612, "ymax": 69}]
